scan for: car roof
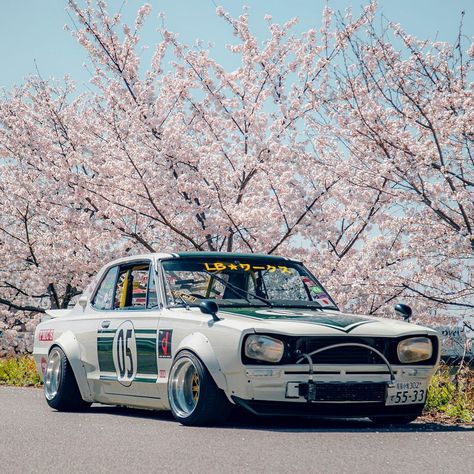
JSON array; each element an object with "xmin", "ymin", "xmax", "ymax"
[
  {"xmin": 173, "ymin": 251, "xmax": 292, "ymax": 261},
  {"xmin": 105, "ymin": 251, "xmax": 293, "ymax": 267},
  {"xmin": 104, "ymin": 253, "xmax": 173, "ymax": 267}
]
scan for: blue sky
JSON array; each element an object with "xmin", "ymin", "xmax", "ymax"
[{"xmin": 0, "ymin": 1, "xmax": 472, "ymax": 90}]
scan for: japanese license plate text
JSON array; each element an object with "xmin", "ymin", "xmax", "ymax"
[{"xmin": 386, "ymin": 380, "xmax": 427, "ymax": 406}]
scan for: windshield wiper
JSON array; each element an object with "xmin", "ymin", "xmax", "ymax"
[
  {"xmin": 202, "ymin": 270, "xmax": 273, "ymax": 307},
  {"xmin": 175, "ymin": 293, "xmax": 190, "ymax": 310}
]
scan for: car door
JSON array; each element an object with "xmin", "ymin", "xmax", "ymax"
[
  {"xmin": 96, "ymin": 260, "xmax": 163, "ymax": 406},
  {"xmin": 81, "ymin": 263, "xmax": 120, "ymax": 400}
]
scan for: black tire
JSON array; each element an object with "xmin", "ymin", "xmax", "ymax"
[
  {"xmin": 369, "ymin": 415, "xmax": 419, "ymax": 425},
  {"xmin": 168, "ymin": 350, "xmax": 232, "ymax": 426},
  {"xmin": 44, "ymin": 346, "xmax": 91, "ymax": 412}
]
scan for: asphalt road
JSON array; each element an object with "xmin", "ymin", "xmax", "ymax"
[{"xmin": 1, "ymin": 387, "xmax": 473, "ymax": 474}]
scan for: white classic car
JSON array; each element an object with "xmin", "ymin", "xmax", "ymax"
[{"xmin": 33, "ymin": 252, "xmax": 440, "ymax": 426}]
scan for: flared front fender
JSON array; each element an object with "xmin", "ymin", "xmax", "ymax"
[{"xmin": 175, "ymin": 332, "xmax": 228, "ymax": 393}]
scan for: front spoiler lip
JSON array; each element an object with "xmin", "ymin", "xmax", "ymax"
[{"xmin": 231, "ymin": 396, "xmax": 425, "ymax": 418}]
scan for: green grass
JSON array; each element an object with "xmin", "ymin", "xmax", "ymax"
[
  {"xmin": 424, "ymin": 363, "xmax": 474, "ymax": 423},
  {"xmin": 0, "ymin": 355, "xmax": 42, "ymax": 387}
]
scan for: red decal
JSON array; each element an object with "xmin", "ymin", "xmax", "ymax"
[
  {"xmin": 159, "ymin": 369, "xmax": 166, "ymax": 378},
  {"xmin": 158, "ymin": 329, "xmax": 173, "ymax": 358},
  {"xmin": 319, "ymin": 298, "xmax": 332, "ymax": 306},
  {"xmin": 38, "ymin": 329, "xmax": 54, "ymax": 342},
  {"xmin": 40, "ymin": 357, "xmax": 47, "ymax": 374},
  {"xmin": 162, "ymin": 331, "xmax": 169, "ymax": 354}
]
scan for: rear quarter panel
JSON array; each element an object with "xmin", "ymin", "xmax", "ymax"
[{"xmin": 33, "ymin": 316, "xmax": 94, "ymax": 402}]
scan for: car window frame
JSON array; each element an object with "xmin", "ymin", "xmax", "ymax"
[
  {"xmin": 90, "ymin": 258, "xmax": 163, "ymax": 313},
  {"xmin": 145, "ymin": 264, "xmax": 160, "ymax": 309},
  {"xmin": 156, "ymin": 259, "xmax": 179, "ymax": 311}
]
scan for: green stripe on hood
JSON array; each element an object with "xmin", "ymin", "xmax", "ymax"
[{"xmin": 221, "ymin": 307, "xmax": 374, "ymax": 333}]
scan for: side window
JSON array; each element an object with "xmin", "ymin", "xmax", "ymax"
[
  {"xmin": 113, "ymin": 263, "xmax": 160, "ymax": 310},
  {"xmin": 92, "ymin": 266, "xmax": 119, "ymax": 310}
]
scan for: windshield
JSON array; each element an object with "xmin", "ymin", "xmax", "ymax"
[{"xmin": 161, "ymin": 256, "xmax": 338, "ymax": 310}]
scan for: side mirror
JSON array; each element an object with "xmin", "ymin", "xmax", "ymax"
[
  {"xmin": 199, "ymin": 300, "xmax": 220, "ymax": 322},
  {"xmin": 78, "ymin": 294, "xmax": 88, "ymax": 311},
  {"xmin": 394, "ymin": 303, "xmax": 412, "ymax": 321}
]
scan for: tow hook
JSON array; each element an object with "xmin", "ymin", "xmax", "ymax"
[
  {"xmin": 306, "ymin": 380, "xmax": 317, "ymax": 402},
  {"xmin": 296, "ymin": 351, "xmax": 316, "ymax": 402}
]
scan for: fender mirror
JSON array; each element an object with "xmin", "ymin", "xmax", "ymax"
[
  {"xmin": 394, "ymin": 303, "xmax": 412, "ymax": 321},
  {"xmin": 78, "ymin": 294, "xmax": 88, "ymax": 311},
  {"xmin": 199, "ymin": 300, "xmax": 220, "ymax": 322}
]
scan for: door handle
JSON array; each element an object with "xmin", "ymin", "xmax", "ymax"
[{"xmin": 101, "ymin": 320, "xmax": 111, "ymax": 329}]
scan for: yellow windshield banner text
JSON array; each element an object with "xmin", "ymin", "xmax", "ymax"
[{"xmin": 204, "ymin": 262, "xmax": 290, "ymax": 273}]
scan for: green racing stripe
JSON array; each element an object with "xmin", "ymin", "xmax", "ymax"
[
  {"xmin": 221, "ymin": 307, "xmax": 375, "ymax": 333},
  {"xmin": 97, "ymin": 329, "xmax": 158, "ymax": 378}
]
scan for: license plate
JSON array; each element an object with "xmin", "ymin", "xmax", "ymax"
[{"xmin": 385, "ymin": 380, "xmax": 427, "ymax": 406}]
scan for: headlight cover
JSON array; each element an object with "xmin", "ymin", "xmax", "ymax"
[
  {"xmin": 245, "ymin": 335, "xmax": 284, "ymax": 363},
  {"xmin": 397, "ymin": 337, "xmax": 433, "ymax": 363}
]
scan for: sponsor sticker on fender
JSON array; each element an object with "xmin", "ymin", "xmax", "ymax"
[
  {"xmin": 158, "ymin": 329, "xmax": 173, "ymax": 358},
  {"xmin": 38, "ymin": 329, "xmax": 54, "ymax": 342}
]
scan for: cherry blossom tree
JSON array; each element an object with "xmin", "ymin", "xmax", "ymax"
[
  {"xmin": 63, "ymin": 1, "xmax": 374, "ymax": 254},
  {"xmin": 317, "ymin": 11, "xmax": 474, "ymax": 317},
  {"xmin": 0, "ymin": 1, "xmax": 472, "ymax": 354},
  {"xmin": 0, "ymin": 77, "xmax": 130, "ymax": 353}
]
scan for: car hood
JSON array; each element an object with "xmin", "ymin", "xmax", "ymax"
[{"xmin": 218, "ymin": 306, "xmax": 438, "ymax": 337}]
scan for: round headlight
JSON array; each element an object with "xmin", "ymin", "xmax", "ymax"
[
  {"xmin": 245, "ymin": 335, "xmax": 284, "ymax": 363},
  {"xmin": 397, "ymin": 337, "xmax": 433, "ymax": 363}
]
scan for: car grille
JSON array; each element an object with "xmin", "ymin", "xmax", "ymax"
[
  {"xmin": 307, "ymin": 345, "xmax": 384, "ymax": 364},
  {"xmin": 308, "ymin": 382, "xmax": 386, "ymax": 402},
  {"xmin": 296, "ymin": 336, "xmax": 392, "ymax": 365}
]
